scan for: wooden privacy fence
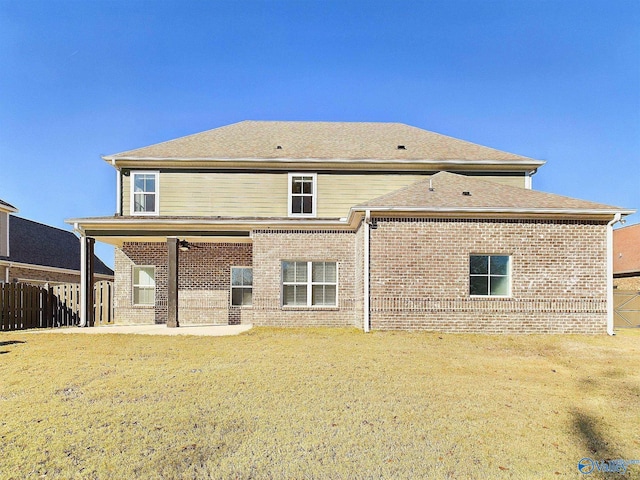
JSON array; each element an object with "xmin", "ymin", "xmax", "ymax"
[
  {"xmin": 614, "ymin": 290, "xmax": 640, "ymax": 328},
  {"xmin": 0, "ymin": 281, "xmax": 113, "ymax": 331}
]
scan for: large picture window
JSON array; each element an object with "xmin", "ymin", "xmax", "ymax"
[
  {"xmin": 131, "ymin": 171, "xmax": 159, "ymax": 215},
  {"xmin": 231, "ymin": 267, "xmax": 253, "ymax": 306},
  {"xmin": 469, "ymin": 255, "xmax": 511, "ymax": 297},
  {"xmin": 288, "ymin": 173, "xmax": 317, "ymax": 217},
  {"xmin": 133, "ymin": 266, "xmax": 155, "ymax": 306},
  {"xmin": 282, "ymin": 261, "xmax": 337, "ymax": 306}
]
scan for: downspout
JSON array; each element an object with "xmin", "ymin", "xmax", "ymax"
[
  {"xmin": 74, "ymin": 222, "xmax": 89, "ymax": 328},
  {"xmin": 115, "ymin": 164, "xmax": 122, "ymax": 216},
  {"xmin": 606, "ymin": 212, "xmax": 622, "ymax": 336},
  {"xmin": 525, "ymin": 169, "xmax": 537, "ymax": 190},
  {"xmin": 363, "ymin": 210, "xmax": 371, "ymax": 333}
]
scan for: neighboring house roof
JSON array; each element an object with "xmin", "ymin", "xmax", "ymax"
[
  {"xmin": 103, "ymin": 121, "xmax": 544, "ymax": 167},
  {"xmin": 614, "ymin": 223, "xmax": 640, "ymax": 275},
  {"xmin": 0, "ymin": 216, "xmax": 113, "ymax": 276},
  {"xmin": 356, "ymin": 171, "xmax": 630, "ymax": 216},
  {"xmin": 0, "ymin": 198, "xmax": 18, "ymax": 213}
]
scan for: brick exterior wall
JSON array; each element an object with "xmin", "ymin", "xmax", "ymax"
[
  {"xmin": 178, "ymin": 242, "xmax": 252, "ymax": 325},
  {"xmin": 115, "ymin": 243, "xmax": 166, "ymax": 324},
  {"xmin": 111, "ymin": 218, "xmax": 611, "ymax": 333},
  {"xmin": 251, "ymin": 230, "xmax": 357, "ymax": 327},
  {"xmin": 115, "ymin": 242, "xmax": 252, "ymax": 325},
  {"xmin": 6, "ymin": 266, "xmax": 82, "ymax": 285},
  {"xmin": 368, "ymin": 218, "xmax": 609, "ymax": 333}
]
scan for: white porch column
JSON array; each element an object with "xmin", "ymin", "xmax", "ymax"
[{"xmin": 79, "ymin": 236, "xmax": 95, "ymax": 327}]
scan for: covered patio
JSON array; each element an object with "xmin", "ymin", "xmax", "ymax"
[{"xmin": 22, "ymin": 323, "xmax": 253, "ymax": 336}]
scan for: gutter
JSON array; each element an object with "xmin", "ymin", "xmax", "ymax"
[
  {"xmin": 607, "ymin": 213, "xmax": 622, "ymax": 336},
  {"xmin": 350, "ymin": 206, "xmax": 635, "ymax": 217},
  {"xmin": 102, "ymin": 155, "xmax": 545, "ymax": 167},
  {"xmin": 113, "ymin": 158, "xmax": 122, "ymax": 216}
]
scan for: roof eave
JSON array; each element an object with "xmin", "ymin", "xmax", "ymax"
[
  {"xmin": 66, "ymin": 216, "xmax": 355, "ymax": 232},
  {"xmin": 0, "ymin": 203, "xmax": 18, "ymax": 213},
  {"xmin": 613, "ymin": 269, "xmax": 640, "ymax": 276},
  {"xmin": 103, "ymin": 156, "xmax": 545, "ymax": 172},
  {"xmin": 349, "ymin": 206, "xmax": 635, "ymax": 221}
]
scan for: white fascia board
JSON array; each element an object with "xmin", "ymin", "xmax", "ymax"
[
  {"xmin": 0, "ymin": 204, "xmax": 18, "ymax": 214},
  {"xmin": 348, "ymin": 206, "xmax": 636, "ymax": 220},
  {"xmin": 65, "ymin": 216, "xmax": 355, "ymax": 231},
  {"xmin": 614, "ymin": 269, "xmax": 640, "ymax": 276},
  {"xmin": 104, "ymin": 156, "xmax": 546, "ymax": 169}
]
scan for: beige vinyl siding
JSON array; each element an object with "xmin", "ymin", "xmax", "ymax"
[
  {"xmin": 316, "ymin": 174, "xmax": 425, "ymax": 217},
  {"xmin": 162, "ymin": 173, "xmax": 288, "ymax": 217},
  {"xmin": 317, "ymin": 174, "xmax": 525, "ymax": 218},
  {"xmin": 479, "ymin": 175, "xmax": 526, "ymax": 188},
  {"xmin": 122, "ymin": 171, "xmax": 526, "ymax": 218},
  {"xmin": 122, "ymin": 175, "xmax": 130, "ymax": 214}
]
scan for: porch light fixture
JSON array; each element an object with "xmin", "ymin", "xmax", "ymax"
[{"xmin": 178, "ymin": 239, "xmax": 190, "ymax": 252}]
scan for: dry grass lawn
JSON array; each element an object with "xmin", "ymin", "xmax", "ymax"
[{"xmin": 1, "ymin": 327, "xmax": 639, "ymax": 479}]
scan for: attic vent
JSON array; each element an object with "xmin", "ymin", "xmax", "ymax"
[
  {"xmin": 462, "ymin": 191, "xmax": 471, "ymax": 196},
  {"xmin": 397, "ymin": 145, "xmax": 406, "ymax": 150},
  {"xmin": 276, "ymin": 145, "xmax": 282, "ymax": 149}
]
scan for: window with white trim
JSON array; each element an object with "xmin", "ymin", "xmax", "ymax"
[
  {"xmin": 288, "ymin": 173, "xmax": 317, "ymax": 217},
  {"xmin": 282, "ymin": 261, "xmax": 337, "ymax": 306},
  {"xmin": 133, "ymin": 266, "xmax": 155, "ymax": 306},
  {"xmin": 131, "ymin": 171, "xmax": 159, "ymax": 215},
  {"xmin": 469, "ymin": 255, "xmax": 511, "ymax": 297},
  {"xmin": 231, "ymin": 267, "xmax": 253, "ymax": 306}
]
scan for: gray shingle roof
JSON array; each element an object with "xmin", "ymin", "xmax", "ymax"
[
  {"xmin": 0, "ymin": 216, "xmax": 113, "ymax": 275},
  {"xmin": 357, "ymin": 172, "xmax": 627, "ymax": 212},
  {"xmin": 104, "ymin": 121, "xmax": 541, "ymax": 163}
]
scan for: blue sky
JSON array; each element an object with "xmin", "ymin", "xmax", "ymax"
[{"xmin": 1, "ymin": 0, "xmax": 639, "ymax": 268}]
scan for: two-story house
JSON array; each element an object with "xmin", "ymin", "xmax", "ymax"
[
  {"xmin": 68, "ymin": 121, "xmax": 633, "ymax": 333},
  {"xmin": 1, "ymin": 199, "xmax": 113, "ymax": 284}
]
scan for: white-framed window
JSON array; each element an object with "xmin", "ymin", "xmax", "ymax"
[
  {"xmin": 132, "ymin": 266, "xmax": 155, "ymax": 306},
  {"xmin": 288, "ymin": 173, "xmax": 317, "ymax": 217},
  {"xmin": 231, "ymin": 267, "xmax": 253, "ymax": 306},
  {"xmin": 469, "ymin": 255, "xmax": 511, "ymax": 297},
  {"xmin": 282, "ymin": 261, "xmax": 337, "ymax": 307},
  {"xmin": 131, "ymin": 171, "xmax": 159, "ymax": 216}
]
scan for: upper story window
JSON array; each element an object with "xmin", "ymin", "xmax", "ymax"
[
  {"xmin": 288, "ymin": 173, "xmax": 317, "ymax": 217},
  {"xmin": 131, "ymin": 171, "xmax": 159, "ymax": 216},
  {"xmin": 469, "ymin": 255, "xmax": 511, "ymax": 297}
]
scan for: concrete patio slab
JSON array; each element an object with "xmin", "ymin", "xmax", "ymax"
[{"xmin": 21, "ymin": 324, "xmax": 253, "ymax": 337}]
